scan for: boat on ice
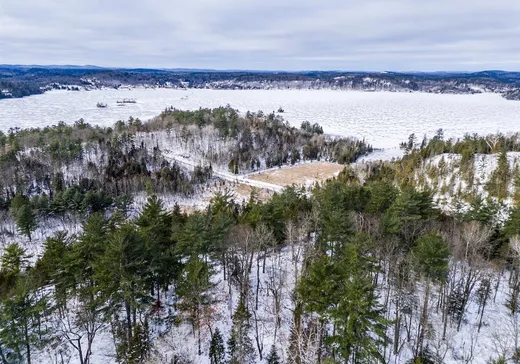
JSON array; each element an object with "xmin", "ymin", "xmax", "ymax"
[{"xmin": 116, "ymin": 98, "xmax": 137, "ymax": 104}]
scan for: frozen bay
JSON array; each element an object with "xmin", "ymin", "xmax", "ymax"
[{"xmin": 1, "ymin": 88, "xmax": 520, "ymax": 148}]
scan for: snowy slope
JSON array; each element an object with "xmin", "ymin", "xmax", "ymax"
[
  {"xmin": 29, "ymin": 243, "xmax": 520, "ymax": 364},
  {"xmin": 410, "ymin": 152, "xmax": 520, "ymax": 217}
]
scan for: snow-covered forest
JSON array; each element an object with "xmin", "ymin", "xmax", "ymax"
[{"xmin": 1, "ymin": 108, "xmax": 520, "ymax": 364}]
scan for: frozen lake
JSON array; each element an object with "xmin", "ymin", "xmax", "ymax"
[{"xmin": 1, "ymin": 88, "xmax": 520, "ymax": 148}]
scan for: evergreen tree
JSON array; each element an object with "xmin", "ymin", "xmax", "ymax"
[
  {"xmin": 93, "ymin": 223, "xmax": 153, "ymax": 356},
  {"xmin": 365, "ymin": 181, "xmax": 398, "ymax": 214},
  {"xmin": 413, "ymin": 232, "xmax": 450, "ymax": 356},
  {"xmin": 0, "ymin": 246, "xmax": 48, "ymax": 364},
  {"xmin": 35, "ymin": 232, "xmax": 70, "ymax": 293},
  {"xmin": 70, "ymin": 213, "xmax": 110, "ymax": 283},
  {"xmin": 383, "ymin": 187, "xmax": 435, "ymax": 246},
  {"xmin": 14, "ymin": 203, "xmax": 37, "ymax": 241},
  {"xmin": 461, "ymin": 195, "xmax": 499, "ymax": 225},
  {"xmin": 136, "ymin": 195, "xmax": 178, "ymax": 297},
  {"xmin": 314, "ymin": 181, "xmax": 355, "ymax": 254},
  {"xmin": 266, "ymin": 345, "xmax": 281, "ymax": 364},
  {"xmin": 227, "ymin": 332, "xmax": 237, "ymax": 363},
  {"xmin": 176, "ymin": 212, "xmax": 212, "ymax": 257},
  {"xmin": 9, "ymin": 195, "xmax": 28, "ymax": 213},
  {"xmin": 1, "ymin": 243, "xmax": 29, "ymax": 279},
  {"xmin": 299, "ymin": 233, "xmax": 389, "ymax": 363},
  {"xmin": 209, "ymin": 328, "xmax": 225, "ymax": 364},
  {"xmin": 486, "ymin": 149, "xmax": 511, "ymax": 201},
  {"xmin": 406, "ymin": 133, "xmax": 417, "ymax": 153},
  {"xmin": 0, "ymin": 242, "xmax": 31, "ymax": 297},
  {"xmin": 46, "ymin": 217, "xmax": 112, "ymax": 364},
  {"xmin": 126, "ymin": 319, "xmax": 152, "ymax": 364},
  {"xmin": 514, "ymin": 170, "xmax": 520, "ymax": 206},
  {"xmin": 177, "ymin": 256, "xmax": 215, "ymax": 355},
  {"xmin": 504, "ymin": 207, "xmax": 520, "ymax": 239},
  {"xmin": 228, "ymin": 300, "xmax": 255, "ymax": 364}
]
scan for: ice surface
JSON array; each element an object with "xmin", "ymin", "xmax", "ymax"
[{"xmin": 1, "ymin": 89, "xmax": 520, "ymax": 149}]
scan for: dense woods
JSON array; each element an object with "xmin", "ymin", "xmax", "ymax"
[
  {"xmin": 1, "ymin": 156, "xmax": 520, "ymax": 362},
  {"xmin": 400, "ymin": 130, "xmax": 520, "ymax": 159},
  {"xmin": 2, "ymin": 110, "xmax": 520, "ymax": 363},
  {"xmin": 3, "ymin": 66, "xmax": 520, "ymax": 100},
  {"xmin": 0, "ymin": 106, "xmax": 370, "ymax": 210},
  {"xmin": 151, "ymin": 106, "xmax": 371, "ymax": 170}
]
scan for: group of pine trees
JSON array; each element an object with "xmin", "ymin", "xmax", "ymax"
[
  {"xmin": 0, "ymin": 107, "xmax": 372, "ymax": 223},
  {"xmin": 395, "ymin": 130, "xmax": 520, "ymax": 205},
  {"xmin": 3, "ymin": 115, "xmax": 520, "ymax": 363},
  {"xmin": 401, "ymin": 129, "xmax": 520, "ymax": 158},
  {"xmin": 153, "ymin": 106, "xmax": 372, "ymax": 172},
  {"xmin": 1, "ymin": 159, "xmax": 520, "ymax": 362},
  {"xmin": 0, "ymin": 120, "xmax": 197, "ymax": 210}
]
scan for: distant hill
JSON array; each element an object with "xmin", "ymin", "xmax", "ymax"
[{"xmin": 1, "ymin": 65, "xmax": 520, "ymax": 100}]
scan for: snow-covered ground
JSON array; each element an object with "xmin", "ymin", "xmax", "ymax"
[
  {"xmin": 410, "ymin": 152, "xmax": 520, "ymax": 219},
  {"xmin": 358, "ymin": 147, "xmax": 405, "ymax": 163},
  {"xmin": 29, "ymin": 242, "xmax": 520, "ymax": 364},
  {"xmin": 2, "ymin": 89, "xmax": 520, "ymax": 149}
]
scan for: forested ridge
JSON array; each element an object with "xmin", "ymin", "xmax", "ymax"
[
  {"xmin": 0, "ymin": 106, "xmax": 369, "ymax": 219},
  {"xmin": 2, "ymin": 159, "xmax": 520, "ymax": 363},
  {"xmin": 393, "ymin": 131, "xmax": 520, "ymax": 214},
  {"xmin": 1, "ymin": 112, "xmax": 520, "ymax": 363},
  {"xmin": 2, "ymin": 66, "xmax": 520, "ymax": 100}
]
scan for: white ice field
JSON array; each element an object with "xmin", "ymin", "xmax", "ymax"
[{"xmin": 1, "ymin": 88, "xmax": 520, "ymax": 149}]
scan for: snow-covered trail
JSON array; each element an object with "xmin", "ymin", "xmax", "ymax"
[
  {"xmin": 169, "ymin": 154, "xmax": 285, "ymax": 193},
  {"xmin": 215, "ymin": 170, "xmax": 285, "ymax": 193}
]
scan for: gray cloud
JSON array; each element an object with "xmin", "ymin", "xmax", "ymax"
[{"xmin": 0, "ymin": 0, "xmax": 519, "ymax": 70}]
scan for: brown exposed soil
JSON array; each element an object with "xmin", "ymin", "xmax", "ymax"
[{"xmin": 248, "ymin": 162, "xmax": 345, "ymax": 186}]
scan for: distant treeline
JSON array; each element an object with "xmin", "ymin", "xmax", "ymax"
[
  {"xmin": 152, "ymin": 106, "xmax": 372, "ymax": 170},
  {"xmin": 2, "ymin": 66, "xmax": 520, "ymax": 99}
]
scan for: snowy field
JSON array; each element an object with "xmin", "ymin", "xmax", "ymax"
[{"xmin": 1, "ymin": 89, "xmax": 520, "ymax": 149}]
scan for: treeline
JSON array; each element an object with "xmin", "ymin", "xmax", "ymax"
[
  {"xmin": 396, "ymin": 130, "xmax": 520, "ymax": 202},
  {"xmin": 0, "ymin": 118, "xmax": 211, "ymax": 214},
  {"xmin": 152, "ymin": 106, "xmax": 372, "ymax": 172},
  {"xmin": 3, "ymin": 66, "xmax": 520, "ymax": 99},
  {"xmin": 0, "ymin": 80, "xmax": 43, "ymax": 99},
  {"xmin": 0, "ymin": 107, "xmax": 370, "ymax": 246},
  {"xmin": 2, "ymin": 164, "xmax": 520, "ymax": 363},
  {"xmin": 401, "ymin": 129, "xmax": 520, "ymax": 159},
  {"xmin": 1, "ymin": 107, "xmax": 370, "ymax": 206}
]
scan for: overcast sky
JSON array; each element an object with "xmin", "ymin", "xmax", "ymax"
[{"xmin": 1, "ymin": 0, "xmax": 519, "ymax": 71}]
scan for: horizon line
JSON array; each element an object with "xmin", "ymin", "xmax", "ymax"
[{"xmin": 1, "ymin": 64, "xmax": 517, "ymax": 74}]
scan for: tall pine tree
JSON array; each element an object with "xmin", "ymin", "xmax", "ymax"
[
  {"xmin": 228, "ymin": 300, "xmax": 255, "ymax": 364},
  {"xmin": 299, "ymin": 233, "xmax": 389, "ymax": 363},
  {"xmin": 136, "ymin": 195, "xmax": 178, "ymax": 299},
  {"xmin": 15, "ymin": 203, "xmax": 37, "ymax": 241},
  {"xmin": 177, "ymin": 256, "xmax": 215, "ymax": 355},
  {"xmin": 209, "ymin": 328, "xmax": 225, "ymax": 364},
  {"xmin": 266, "ymin": 345, "xmax": 281, "ymax": 364},
  {"xmin": 413, "ymin": 232, "xmax": 450, "ymax": 356}
]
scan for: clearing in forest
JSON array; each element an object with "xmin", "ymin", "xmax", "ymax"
[
  {"xmin": 233, "ymin": 183, "xmax": 274, "ymax": 201},
  {"xmin": 248, "ymin": 162, "xmax": 345, "ymax": 187}
]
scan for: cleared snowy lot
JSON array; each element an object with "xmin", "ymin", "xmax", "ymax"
[{"xmin": 247, "ymin": 162, "xmax": 345, "ymax": 187}]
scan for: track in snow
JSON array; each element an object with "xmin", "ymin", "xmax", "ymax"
[{"xmin": 168, "ymin": 154, "xmax": 284, "ymax": 193}]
